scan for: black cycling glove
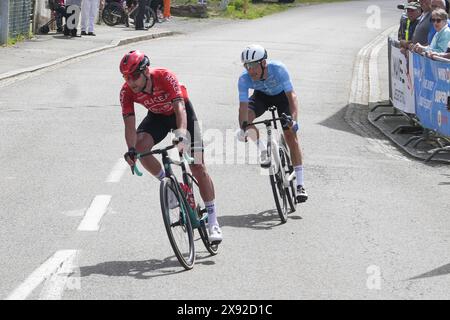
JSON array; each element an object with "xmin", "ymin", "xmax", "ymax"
[{"xmin": 124, "ymin": 147, "xmax": 137, "ymax": 162}]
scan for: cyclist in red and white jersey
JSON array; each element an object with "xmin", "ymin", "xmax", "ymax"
[{"xmin": 119, "ymin": 50, "xmax": 223, "ymax": 243}]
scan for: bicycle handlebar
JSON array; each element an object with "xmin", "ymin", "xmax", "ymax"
[
  {"xmin": 132, "ymin": 143, "xmax": 195, "ymax": 177},
  {"xmin": 243, "ymin": 113, "xmax": 292, "ymax": 128}
]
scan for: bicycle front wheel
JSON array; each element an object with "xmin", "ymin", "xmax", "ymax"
[
  {"xmin": 269, "ymin": 167, "xmax": 288, "ymax": 223},
  {"xmin": 160, "ymin": 178, "xmax": 195, "ymax": 270}
]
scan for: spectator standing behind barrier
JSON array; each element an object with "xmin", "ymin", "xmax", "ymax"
[
  {"xmin": 414, "ymin": 8, "xmax": 450, "ymax": 53},
  {"xmin": 150, "ymin": 0, "xmax": 163, "ymax": 23},
  {"xmin": 51, "ymin": 0, "xmax": 66, "ymax": 33},
  {"xmin": 427, "ymin": 0, "xmax": 450, "ymax": 42},
  {"xmin": 64, "ymin": 0, "xmax": 82, "ymax": 36},
  {"xmin": 163, "ymin": 0, "xmax": 171, "ymax": 21},
  {"xmin": 135, "ymin": 0, "xmax": 146, "ymax": 30},
  {"xmin": 81, "ymin": 0, "xmax": 100, "ymax": 36},
  {"xmin": 410, "ymin": 0, "xmax": 433, "ymax": 45},
  {"xmin": 429, "ymin": 40, "xmax": 450, "ymax": 58},
  {"xmin": 398, "ymin": 2, "xmax": 422, "ymax": 42}
]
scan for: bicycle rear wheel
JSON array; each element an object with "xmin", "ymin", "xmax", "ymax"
[
  {"xmin": 185, "ymin": 173, "xmax": 219, "ymax": 255},
  {"xmin": 269, "ymin": 165, "xmax": 288, "ymax": 223},
  {"xmin": 160, "ymin": 177, "xmax": 195, "ymax": 270}
]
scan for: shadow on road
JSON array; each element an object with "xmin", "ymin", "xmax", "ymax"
[
  {"xmin": 78, "ymin": 253, "xmax": 215, "ymax": 280},
  {"xmin": 219, "ymin": 209, "xmax": 301, "ymax": 230},
  {"xmin": 408, "ymin": 263, "xmax": 450, "ymax": 280},
  {"xmin": 318, "ymin": 105, "xmax": 357, "ymax": 135}
]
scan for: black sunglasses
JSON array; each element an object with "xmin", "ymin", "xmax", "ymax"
[{"xmin": 431, "ymin": 18, "xmax": 444, "ymax": 23}]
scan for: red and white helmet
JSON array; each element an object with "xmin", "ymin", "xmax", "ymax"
[{"xmin": 241, "ymin": 44, "xmax": 267, "ymax": 64}]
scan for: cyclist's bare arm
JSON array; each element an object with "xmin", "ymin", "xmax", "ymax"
[
  {"xmin": 285, "ymin": 90, "xmax": 298, "ymax": 121},
  {"xmin": 173, "ymin": 99, "xmax": 188, "ymax": 137},
  {"xmin": 123, "ymin": 114, "xmax": 137, "ymax": 165},
  {"xmin": 239, "ymin": 101, "xmax": 250, "ymax": 128}
]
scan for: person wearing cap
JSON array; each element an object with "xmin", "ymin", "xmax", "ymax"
[
  {"xmin": 398, "ymin": 1, "xmax": 422, "ymax": 42},
  {"xmin": 413, "ymin": 8, "xmax": 450, "ymax": 53}
]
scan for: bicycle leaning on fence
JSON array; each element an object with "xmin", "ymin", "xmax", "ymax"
[
  {"xmin": 243, "ymin": 108, "xmax": 297, "ymax": 223},
  {"xmin": 133, "ymin": 139, "xmax": 219, "ymax": 270}
]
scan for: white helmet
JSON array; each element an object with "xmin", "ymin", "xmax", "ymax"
[{"xmin": 241, "ymin": 44, "xmax": 267, "ymax": 64}]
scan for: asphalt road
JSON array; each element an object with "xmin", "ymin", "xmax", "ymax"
[{"xmin": 1, "ymin": 0, "xmax": 450, "ymax": 300}]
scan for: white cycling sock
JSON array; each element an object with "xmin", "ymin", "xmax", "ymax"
[
  {"xmin": 294, "ymin": 165, "xmax": 304, "ymax": 187},
  {"xmin": 155, "ymin": 169, "xmax": 165, "ymax": 181},
  {"xmin": 205, "ymin": 200, "xmax": 218, "ymax": 226}
]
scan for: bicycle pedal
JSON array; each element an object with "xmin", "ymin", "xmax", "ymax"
[
  {"xmin": 210, "ymin": 239, "xmax": 222, "ymax": 246},
  {"xmin": 260, "ymin": 161, "xmax": 271, "ymax": 168}
]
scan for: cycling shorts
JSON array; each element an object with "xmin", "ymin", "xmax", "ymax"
[
  {"xmin": 248, "ymin": 90, "xmax": 291, "ymax": 130},
  {"xmin": 137, "ymin": 99, "xmax": 204, "ymax": 157}
]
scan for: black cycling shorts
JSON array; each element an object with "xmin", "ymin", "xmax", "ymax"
[
  {"xmin": 248, "ymin": 90, "xmax": 292, "ymax": 130},
  {"xmin": 137, "ymin": 99, "xmax": 204, "ymax": 157}
]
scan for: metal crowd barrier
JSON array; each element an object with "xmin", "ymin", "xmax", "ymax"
[{"xmin": 370, "ymin": 36, "xmax": 450, "ymax": 162}]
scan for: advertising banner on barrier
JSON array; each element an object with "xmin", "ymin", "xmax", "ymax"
[
  {"xmin": 413, "ymin": 53, "xmax": 450, "ymax": 137},
  {"xmin": 390, "ymin": 42, "xmax": 416, "ymax": 114}
]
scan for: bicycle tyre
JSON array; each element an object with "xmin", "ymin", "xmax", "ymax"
[
  {"xmin": 102, "ymin": 3, "xmax": 125, "ymax": 26},
  {"xmin": 160, "ymin": 177, "xmax": 195, "ymax": 270},
  {"xmin": 280, "ymin": 147, "xmax": 296, "ymax": 213},
  {"xmin": 199, "ymin": 220, "xmax": 219, "ymax": 255},
  {"xmin": 185, "ymin": 173, "xmax": 219, "ymax": 255},
  {"xmin": 143, "ymin": 7, "xmax": 157, "ymax": 29},
  {"xmin": 269, "ymin": 166, "xmax": 288, "ymax": 223}
]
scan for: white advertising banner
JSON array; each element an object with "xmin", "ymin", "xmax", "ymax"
[{"xmin": 390, "ymin": 44, "xmax": 416, "ymax": 114}]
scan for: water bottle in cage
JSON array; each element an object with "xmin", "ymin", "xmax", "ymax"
[{"xmin": 180, "ymin": 183, "xmax": 196, "ymax": 210}]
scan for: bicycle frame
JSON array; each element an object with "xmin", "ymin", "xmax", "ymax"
[
  {"xmin": 246, "ymin": 108, "xmax": 296, "ymax": 188},
  {"xmin": 135, "ymin": 145, "xmax": 207, "ymax": 229}
]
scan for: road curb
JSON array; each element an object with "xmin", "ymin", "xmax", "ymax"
[{"xmin": 0, "ymin": 30, "xmax": 176, "ymax": 86}]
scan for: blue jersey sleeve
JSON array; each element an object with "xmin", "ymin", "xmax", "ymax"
[
  {"xmin": 276, "ymin": 63, "xmax": 294, "ymax": 93},
  {"xmin": 238, "ymin": 73, "xmax": 251, "ymax": 103}
]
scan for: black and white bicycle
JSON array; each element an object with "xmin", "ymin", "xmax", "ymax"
[{"xmin": 243, "ymin": 107, "xmax": 297, "ymax": 223}]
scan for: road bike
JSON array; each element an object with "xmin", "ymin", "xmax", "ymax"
[
  {"xmin": 244, "ymin": 107, "xmax": 297, "ymax": 223},
  {"xmin": 133, "ymin": 143, "xmax": 218, "ymax": 270}
]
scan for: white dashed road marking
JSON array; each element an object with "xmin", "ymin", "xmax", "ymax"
[
  {"xmin": 106, "ymin": 158, "xmax": 129, "ymax": 183},
  {"xmin": 5, "ymin": 250, "xmax": 78, "ymax": 300},
  {"xmin": 77, "ymin": 195, "xmax": 112, "ymax": 231}
]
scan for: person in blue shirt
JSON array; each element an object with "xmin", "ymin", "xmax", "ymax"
[
  {"xmin": 427, "ymin": 0, "xmax": 450, "ymax": 43},
  {"xmin": 414, "ymin": 8, "xmax": 450, "ymax": 53},
  {"xmin": 236, "ymin": 44, "xmax": 308, "ymax": 203}
]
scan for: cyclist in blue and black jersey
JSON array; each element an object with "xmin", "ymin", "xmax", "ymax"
[{"xmin": 236, "ymin": 44, "xmax": 308, "ymax": 203}]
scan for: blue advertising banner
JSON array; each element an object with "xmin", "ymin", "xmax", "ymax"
[{"xmin": 413, "ymin": 53, "xmax": 450, "ymax": 137}]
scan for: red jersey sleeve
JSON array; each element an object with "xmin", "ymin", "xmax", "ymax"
[{"xmin": 120, "ymin": 84, "xmax": 135, "ymax": 116}]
